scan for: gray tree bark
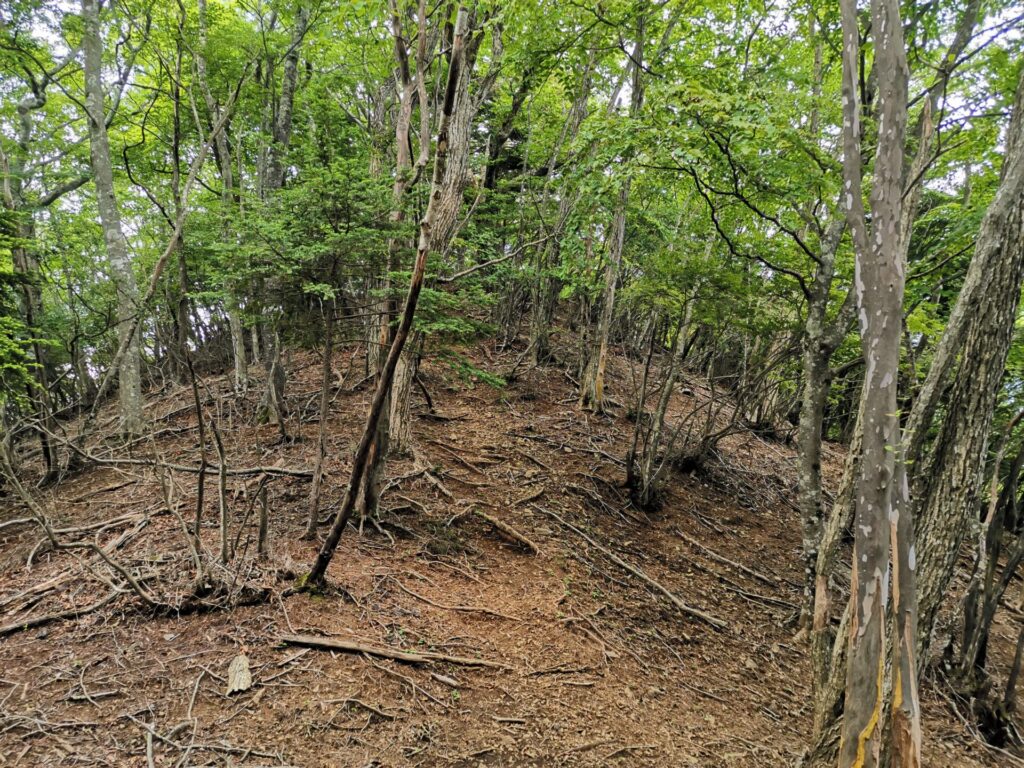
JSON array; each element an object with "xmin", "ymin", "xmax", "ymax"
[
  {"xmin": 306, "ymin": 6, "xmax": 472, "ymax": 587},
  {"xmin": 910, "ymin": 66, "xmax": 1024, "ymax": 669},
  {"xmin": 836, "ymin": 0, "xmax": 919, "ymax": 764},
  {"xmin": 82, "ymin": 0, "xmax": 144, "ymax": 436}
]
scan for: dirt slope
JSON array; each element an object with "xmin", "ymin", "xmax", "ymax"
[{"xmin": 0, "ymin": 341, "xmax": 1010, "ymax": 766}]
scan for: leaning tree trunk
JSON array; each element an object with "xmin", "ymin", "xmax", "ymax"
[
  {"xmin": 360, "ymin": 0, "xmax": 437, "ymax": 518},
  {"xmin": 910, "ymin": 66, "xmax": 1024, "ymax": 670},
  {"xmin": 305, "ymin": 6, "xmax": 471, "ymax": 587},
  {"xmin": 82, "ymin": 0, "xmax": 143, "ymax": 436},
  {"xmin": 836, "ymin": 0, "xmax": 919, "ymax": 764}
]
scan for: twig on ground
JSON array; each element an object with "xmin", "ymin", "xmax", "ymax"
[
  {"xmin": 456, "ymin": 508, "xmax": 539, "ymax": 554},
  {"xmin": 538, "ymin": 506, "xmax": 727, "ymax": 630},
  {"xmin": 391, "ymin": 578, "xmax": 518, "ymax": 620},
  {"xmin": 280, "ymin": 633, "xmax": 510, "ymax": 668}
]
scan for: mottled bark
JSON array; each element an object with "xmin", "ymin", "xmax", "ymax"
[{"xmin": 836, "ymin": 0, "xmax": 918, "ymax": 764}]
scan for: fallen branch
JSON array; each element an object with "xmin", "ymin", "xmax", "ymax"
[
  {"xmin": 0, "ymin": 589, "xmax": 120, "ymax": 638},
  {"xmin": 391, "ymin": 578, "xmax": 518, "ymax": 620},
  {"xmin": 0, "ymin": 517, "xmax": 35, "ymax": 534},
  {"xmin": 674, "ymin": 529, "xmax": 778, "ymax": 588},
  {"xmin": 538, "ymin": 507, "xmax": 727, "ymax": 630},
  {"xmin": 460, "ymin": 508, "xmax": 539, "ymax": 554},
  {"xmin": 326, "ymin": 697, "xmax": 396, "ymax": 720},
  {"xmin": 280, "ymin": 633, "xmax": 508, "ymax": 668},
  {"xmin": 513, "ymin": 488, "xmax": 545, "ymax": 506}
]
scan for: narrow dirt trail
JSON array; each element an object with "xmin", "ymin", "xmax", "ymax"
[{"xmin": 0, "ymin": 344, "xmax": 1006, "ymax": 766}]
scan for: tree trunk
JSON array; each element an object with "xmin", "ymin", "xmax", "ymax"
[
  {"xmin": 636, "ymin": 313, "xmax": 686, "ymax": 509},
  {"xmin": 197, "ymin": 0, "xmax": 246, "ymax": 394},
  {"xmin": 580, "ymin": 18, "xmax": 645, "ymax": 412},
  {"xmin": 82, "ymin": 0, "xmax": 143, "ymax": 436},
  {"xmin": 259, "ymin": 4, "xmax": 310, "ymax": 431},
  {"xmin": 911, "ymin": 66, "xmax": 1024, "ymax": 668},
  {"xmin": 795, "ymin": 218, "xmax": 851, "ymax": 628},
  {"xmin": 360, "ymin": 0, "xmax": 436, "ymax": 517},
  {"xmin": 836, "ymin": 0, "xmax": 918, "ymax": 764},
  {"xmin": 388, "ymin": 332, "xmax": 421, "ymax": 457},
  {"xmin": 305, "ymin": 6, "xmax": 472, "ymax": 588},
  {"xmin": 306, "ymin": 291, "xmax": 335, "ymax": 539}
]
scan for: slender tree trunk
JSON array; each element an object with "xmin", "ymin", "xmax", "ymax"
[
  {"xmin": 170, "ymin": 26, "xmax": 190, "ymax": 385},
  {"xmin": 637, "ymin": 313, "xmax": 685, "ymax": 508},
  {"xmin": 361, "ymin": 0, "xmax": 435, "ymax": 517},
  {"xmin": 259, "ymin": 4, "xmax": 310, "ymax": 433},
  {"xmin": 11, "ymin": 227, "xmax": 59, "ymax": 482},
  {"xmin": 305, "ymin": 290, "xmax": 335, "ymax": 539},
  {"xmin": 197, "ymin": 0, "xmax": 246, "ymax": 394},
  {"xmin": 795, "ymin": 219, "xmax": 851, "ymax": 629},
  {"xmin": 306, "ymin": 6, "xmax": 471, "ymax": 588},
  {"xmin": 82, "ymin": 0, "xmax": 143, "ymax": 436},
  {"xmin": 625, "ymin": 322, "xmax": 658, "ymax": 491},
  {"xmin": 836, "ymin": 0, "xmax": 918, "ymax": 764},
  {"xmin": 528, "ymin": 54, "xmax": 593, "ymax": 365},
  {"xmin": 580, "ymin": 17, "xmax": 645, "ymax": 412},
  {"xmin": 805, "ymin": 388, "xmax": 863, "ymax": 766}
]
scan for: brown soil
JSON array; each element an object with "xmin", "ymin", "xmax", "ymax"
[{"xmin": 0, "ymin": 339, "xmax": 1016, "ymax": 767}]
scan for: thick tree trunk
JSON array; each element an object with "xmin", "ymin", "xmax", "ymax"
[
  {"xmin": 911, "ymin": 67, "xmax": 1024, "ymax": 668},
  {"xmin": 82, "ymin": 0, "xmax": 144, "ymax": 436},
  {"xmin": 388, "ymin": 333, "xmax": 421, "ymax": 457}
]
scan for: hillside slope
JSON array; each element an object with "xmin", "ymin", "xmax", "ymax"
[{"xmin": 0, "ymin": 340, "xmax": 1009, "ymax": 767}]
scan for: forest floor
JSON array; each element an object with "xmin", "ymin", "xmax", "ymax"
[{"xmin": 0, "ymin": 334, "xmax": 1019, "ymax": 767}]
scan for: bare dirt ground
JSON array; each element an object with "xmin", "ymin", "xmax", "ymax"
[{"xmin": 0, "ymin": 338, "xmax": 1017, "ymax": 766}]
